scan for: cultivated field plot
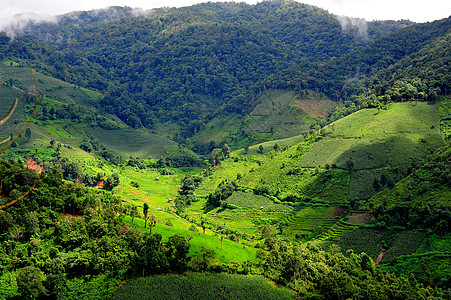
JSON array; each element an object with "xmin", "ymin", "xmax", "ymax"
[
  {"xmin": 246, "ymin": 90, "xmax": 312, "ymax": 139},
  {"xmin": 226, "ymin": 191, "xmax": 291, "ymax": 211},
  {"xmin": 85, "ymin": 127, "xmax": 176, "ymax": 158},
  {"xmin": 205, "ymin": 208, "xmax": 292, "ymax": 236},
  {"xmin": 293, "ymin": 92, "xmax": 336, "ymax": 119},
  {"xmin": 280, "ymin": 206, "xmax": 337, "ymax": 240},
  {"xmin": 338, "ymin": 228, "xmax": 427, "ymax": 263},
  {"xmin": 234, "ymin": 133, "xmax": 308, "ymax": 155},
  {"xmin": 195, "ymin": 159, "xmax": 260, "ymax": 198},
  {"xmin": 298, "ymin": 137, "xmax": 388, "ymax": 170},
  {"xmin": 327, "ymin": 102, "xmax": 440, "ymax": 138},
  {"xmin": 113, "ymin": 274, "xmax": 294, "ymax": 300},
  {"xmin": 349, "ymin": 168, "xmax": 400, "ymax": 200},
  {"xmin": 189, "ymin": 113, "xmax": 242, "ymax": 145}
]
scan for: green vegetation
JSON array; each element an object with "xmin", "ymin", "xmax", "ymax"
[
  {"xmin": 0, "ymin": 2, "xmax": 450, "ymax": 299},
  {"xmin": 113, "ymin": 273, "xmax": 294, "ymax": 300}
]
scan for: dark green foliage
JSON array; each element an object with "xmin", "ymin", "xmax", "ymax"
[
  {"xmin": 163, "ymin": 146, "xmax": 203, "ymax": 168},
  {"xmin": 338, "ymin": 228, "xmax": 427, "ymax": 263},
  {"xmin": 1, "ymin": 3, "xmax": 450, "ymax": 299},
  {"xmin": 260, "ymin": 242, "xmax": 446, "ymax": 299},
  {"xmin": 166, "ymin": 235, "xmax": 190, "ymax": 273},
  {"xmin": 136, "ymin": 233, "xmax": 169, "ymax": 275},
  {"xmin": 0, "ymin": 161, "xmax": 193, "ymax": 298},
  {"xmin": 104, "ymin": 173, "xmax": 120, "ymax": 190},
  {"xmin": 207, "ymin": 180, "xmax": 237, "ymax": 207},
  {"xmin": 16, "ymin": 266, "xmax": 47, "ymax": 298},
  {"xmin": 3, "ymin": 1, "xmax": 437, "ymax": 140}
]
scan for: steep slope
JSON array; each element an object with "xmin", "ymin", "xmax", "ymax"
[
  {"xmin": 0, "ymin": 2, "xmax": 416, "ymax": 136},
  {"xmin": 186, "ymin": 98, "xmax": 445, "ymax": 244},
  {"xmin": 0, "ymin": 62, "xmax": 176, "ymax": 159}
]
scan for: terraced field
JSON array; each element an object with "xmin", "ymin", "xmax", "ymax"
[
  {"xmin": 315, "ymin": 220, "xmax": 359, "ymax": 242},
  {"xmin": 205, "ymin": 209, "xmax": 292, "ymax": 236}
]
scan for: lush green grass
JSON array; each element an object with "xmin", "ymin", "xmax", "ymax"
[
  {"xmin": 301, "ymin": 102, "xmax": 442, "ymax": 170},
  {"xmin": 118, "ymin": 168, "xmax": 185, "ymax": 210},
  {"xmin": 298, "ymin": 138, "xmax": 384, "ymax": 169},
  {"xmin": 203, "ymin": 208, "xmax": 291, "ymax": 236},
  {"xmin": 327, "ymin": 102, "xmax": 440, "ymax": 138},
  {"xmin": 113, "ymin": 273, "xmax": 294, "ymax": 300},
  {"xmin": 0, "ymin": 63, "xmax": 94, "ymax": 105},
  {"xmin": 85, "ymin": 128, "xmax": 176, "ymax": 158},
  {"xmin": 440, "ymin": 96, "xmax": 451, "ymax": 140},
  {"xmin": 124, "ymin": 215, "xmax": 258, "ymax": 264},
  {"xmin": 194, "ymin": 159, "xmax": 259, "ymax": 198}
]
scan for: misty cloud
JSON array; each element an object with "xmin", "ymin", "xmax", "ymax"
[
  {"xmin": 336, "ymin": 15, "xmax": 368, "ymax": 39},
  {"xmin": 0, "ymin": 12, "xmax": 57, "ymax": 37}
]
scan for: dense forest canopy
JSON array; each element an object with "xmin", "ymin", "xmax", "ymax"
[{"xmin": 3, "ymin": 1, "xmax": 446, "ymax": 135}]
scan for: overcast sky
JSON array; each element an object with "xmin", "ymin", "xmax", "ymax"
[{"xmin": 0, "ymin": 0, "xmax": 449, "ymax": 26}]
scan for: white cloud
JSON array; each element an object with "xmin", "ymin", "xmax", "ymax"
[
  {"xmin": 302, "ymin": 0, "xmax": 451, "ymax": 22},
  {"xmin": 0, "ymin": 0, "xmax": 449, "ymax": 30}
]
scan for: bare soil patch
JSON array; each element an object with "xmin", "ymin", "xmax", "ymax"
[
  {"xmin": 333, "ymin": 207, "xmax": 346, "ymax": 217},
  {"xmin": 294, "ymin": 97, "xmax": 336, "ymax": 119},
  {"xmin": 24, "ymin": 157, "xmax": 42, "ymax": 172},
  {"xmin": 347, "ymin": 212, "xmax": 373, "ymax": 225}
]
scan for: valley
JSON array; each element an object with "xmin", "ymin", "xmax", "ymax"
[{"xmin": 0, "ymin": 1, "xmax": 450, "ymax": 299}]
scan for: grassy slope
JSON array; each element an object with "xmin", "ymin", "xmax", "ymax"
[
  {"xmin": 183, "ymin": 101, "xmax": 444, "ymax": 244},
  {"xmin": 0, "ymin": 61, "xmax": 175, "ymax": 158},
  {"xmin": 189, "ymin": 89, "xmax": 335, "ymax": 149},
  {"xmin": 301, "ymin": 102, "xmax": 442, "ymax": 200},
  {"xmin": 124, "ymin": 215, "xmax": 258, "ymax": 264},
  {"xmin": 3, "ymin": 61, "xmax": 447, "ymax": 274},
  {"xmin": 0, "ymin": 85, "xmax": 25, "ymax": 138},
  {"xmin": 333, "ymin": 98, "xmax": 451, "ymax": 281}
]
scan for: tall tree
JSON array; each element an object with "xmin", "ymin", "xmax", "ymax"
[{"xmin": 143, "ymin": 203, "xmax": 149, "ymax": 228}]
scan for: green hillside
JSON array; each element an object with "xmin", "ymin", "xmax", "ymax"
[
  {"xmin": 179, "ymin": 99, "xmax": 446, "ymax": 247},
  {"xmin": 1, "ymin": 2, "xmax": 451, "ymax": 299},
  {"xmin": 0, "ymin": 63, "xmax": 176, "ymax": 159}
]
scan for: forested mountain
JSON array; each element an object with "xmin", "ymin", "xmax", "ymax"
[{"xmin": 0, "ymin": 1, "xmax": 429, "ymax": 135}]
